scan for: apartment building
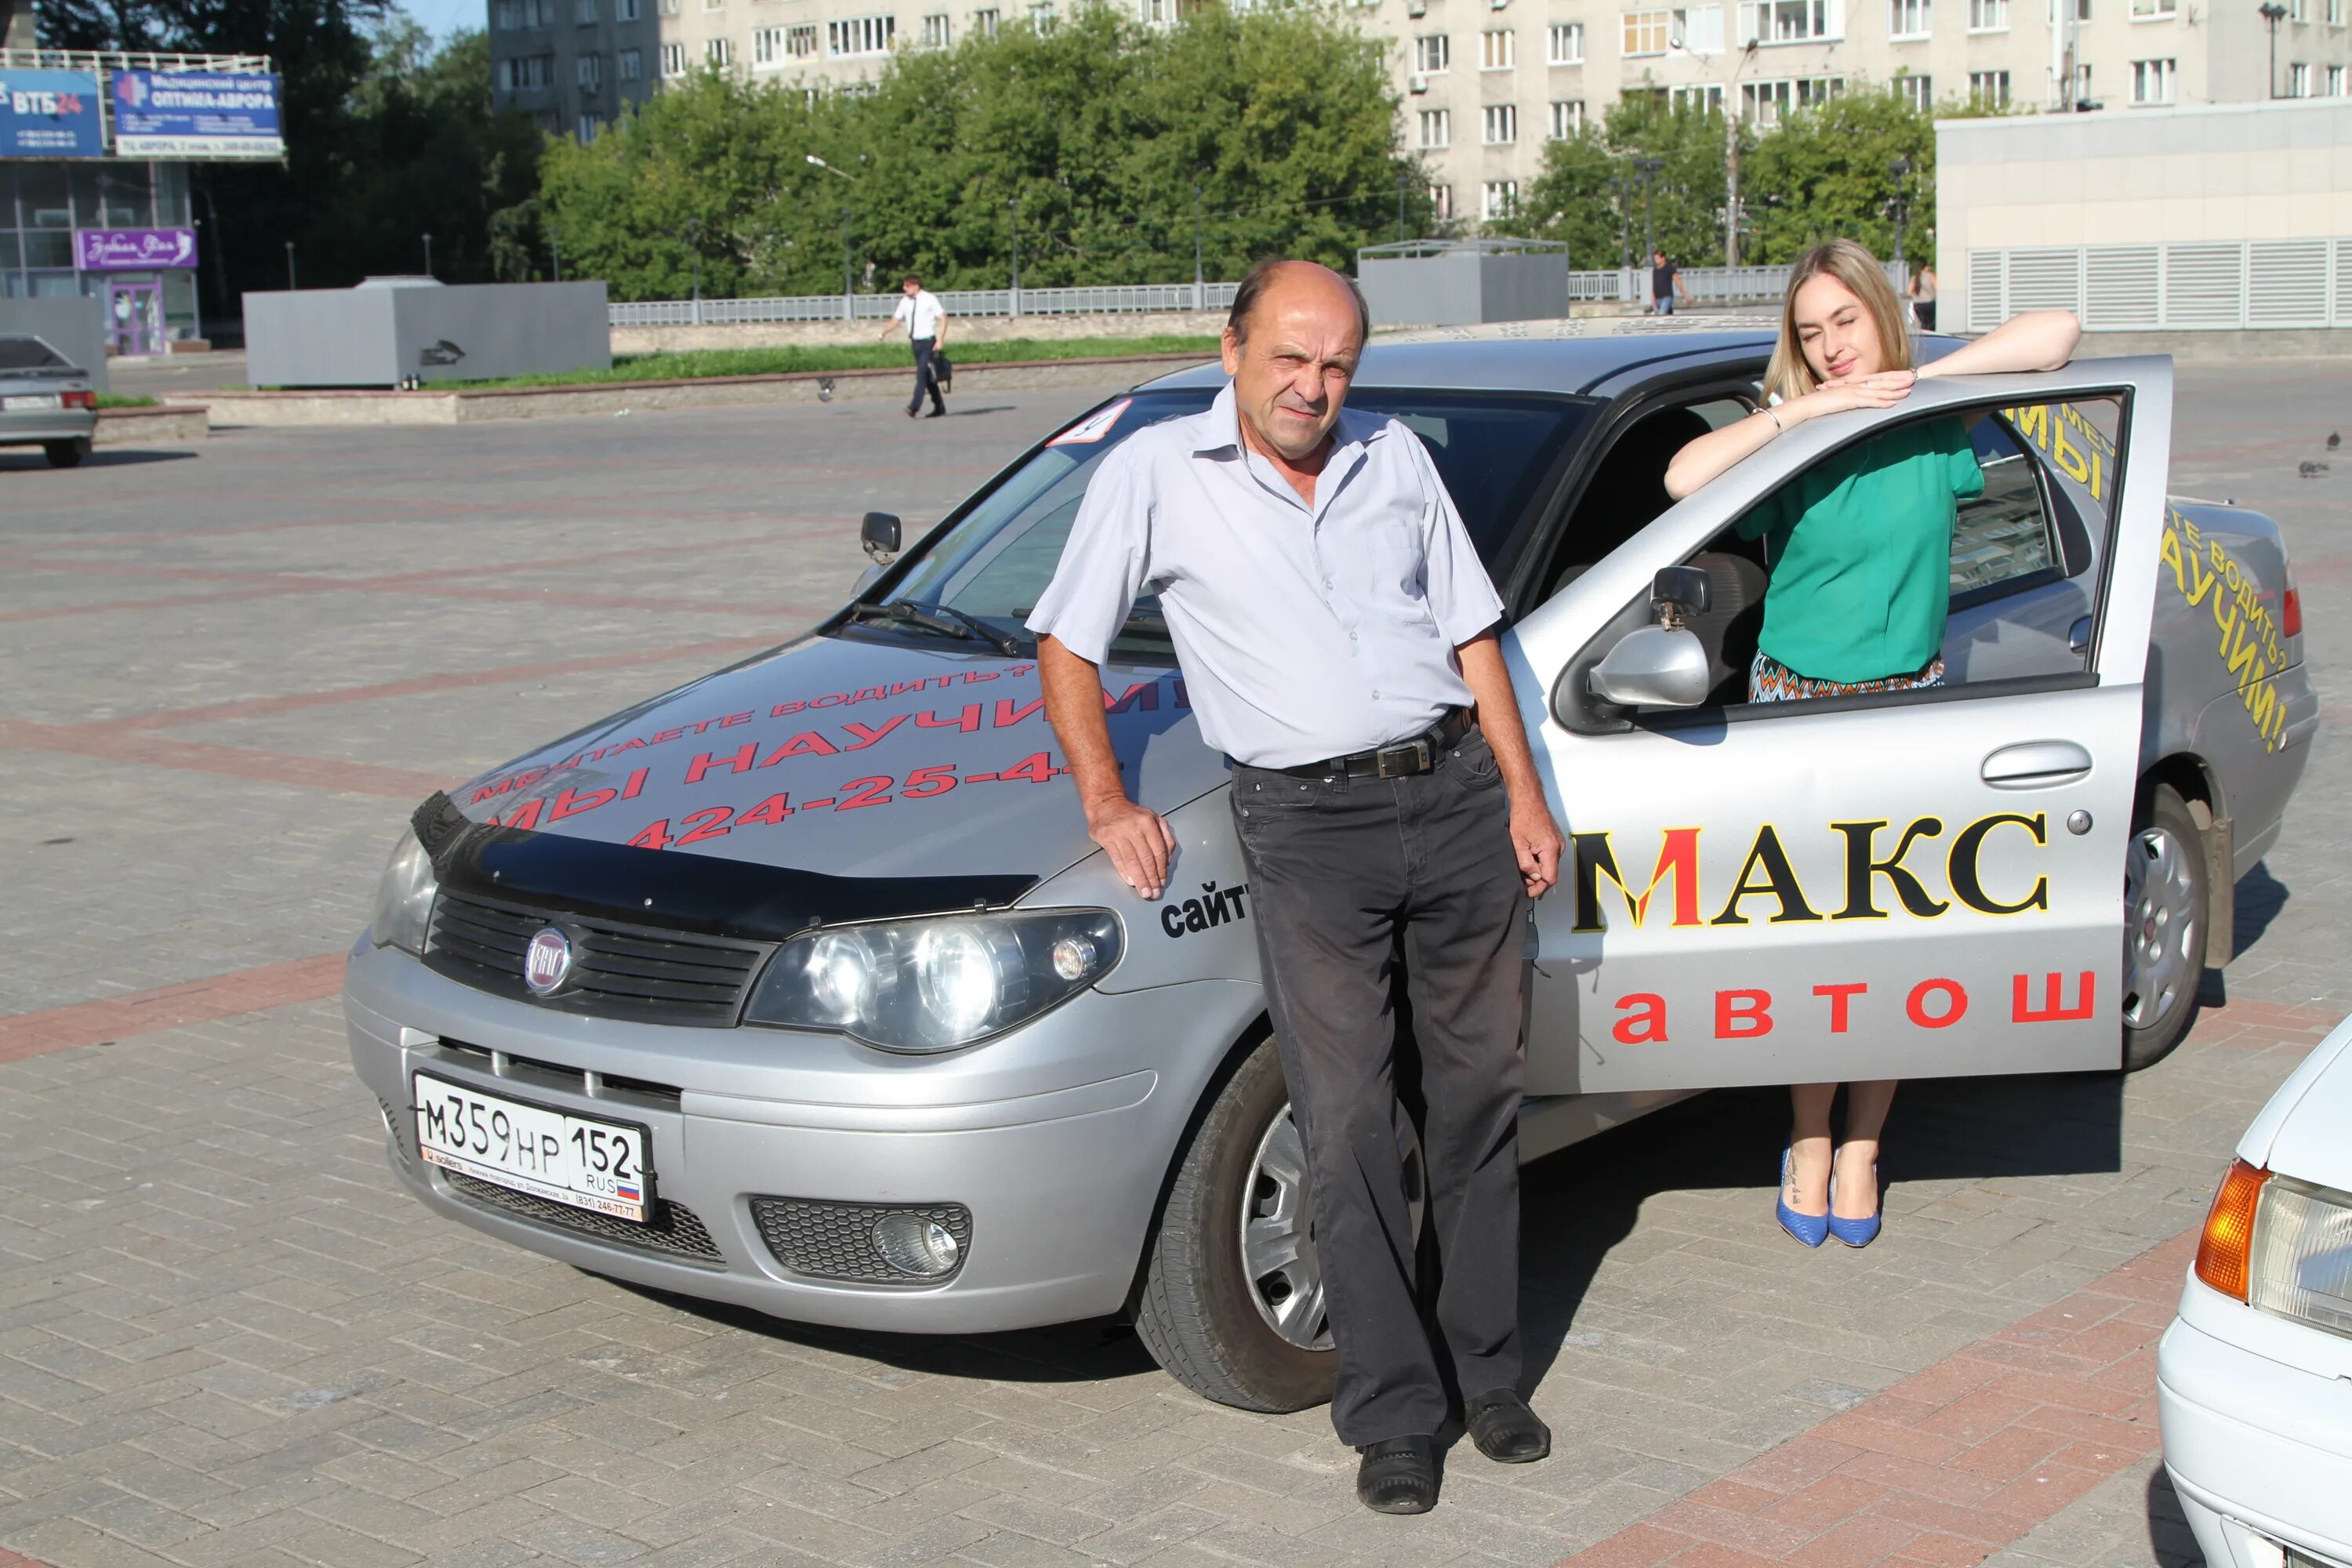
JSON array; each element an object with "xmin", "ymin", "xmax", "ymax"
[{"xmin": 491, "ymin": 0, "xmax": 2352, "ymax": 218}]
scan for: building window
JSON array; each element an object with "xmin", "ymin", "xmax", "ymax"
[
  {"xmin": 577, "ymin": 50, "xmax": 603, "ymax": 84},
  {"xmin": 2045, "ymin": 0, "xmax": 2087, "ymax": 18},
  {"xmin": 1966, "ymin": 0, "xmax": 2005, "ymax": 22},
  {"xmin": 1548, "ymin": 97, "xmax": 1584, "ymax": 135},
  {"xmin": 2331, "ymin": 63, "xmax": 2347, "ymax": 93},
  {"xmin": 786, "ymin": 22, "xmax": 818, "ymax": 49},
  {"xmin": 974, "ymin": 5, "xmax": 1000, "ymax": 31},
  {"xmin": 1139, "ymin": 0, "xmax": 1168, "ymax": 20},
  {"xmin": 1417, "ymin": 107, "xmax": 1452, "ymax": 146},
  {"xmin": 2288, "ymin": 60, "xmax": 2310, "ymax": 94},
  {"xmin": 618, "ymin": 45, "xmax": 642, "ymax": 76},
  {"xmin": 577, "ymin": 113, "xmax": 601, "ymax": 139},
  {"xmin": 1428, "ymin": 183, "xmax": 1453, "ymax": 220},
  {"xmin": 2129, "ymin": 56, "xmax": 2174, "ymax": 99},
  {"xmin": 1479, "ymin": 27, "xmax": 1515, "ymax": 65},
  {"xmin": 1737, "ymin": 0, "xmax": 1841, "ymax": 41},
  {"xmin": 1968, "ymin": 67, "xmax": 2009, "ymax": 101},
  {"xmin": 2329, "ymin": 0, "xmax": 2343, "ymax": 24},
  {"xmin": 1416, "ymin": 32, "xmax": 1451, "ymax": 68},
  {"xmin": 1547, "ymin": 20, "xmax": 1584, "ymax": 58},
  {"xmin": 616, "ymin": 0, "xmax": 639, "ymax": 18},
  {"xmin": 2128, "ymin": 0, "xmax": 2173, "ymax": 13},
  {"xmin": 923, "ymin": 11, "xmax": 951, "ymax": 42},
  {"xmin": 754, "ymin": 25, "xmax": 786, "ymax": 61},
  {"xmin": 706, "ymin": 34, "xmax": 731, "ymax": 62},
  {"xmin": 1483, "ymin": 102, "xmax": 1519, "ymax": 140},
  {"xmin": 1894, "ymin": 71, "xmax": 1930, "ymax": 105},
  {"xmin": 1671, "ymin": 4, "xmax": 1723, "ymax": 47},
  {"xmin": 1888, "ymin": 0, "xmax": 1928, "ymax": 33},
  {"xmin": 660, "ymin": 40, "xmax": 686, "ymax": 71},
  {"xmin": 2287, "ymin": 0, "xmax": 2304, "ymax": 17},
  {"xmin": 1742, "ymin": 74, "xmax": 1841, "ymax": 118},
  {"xmin": 1668, "ymin": 81, "xmax": 1723, "ymax": 110},
  {"xmin": 829, "ymin": 14, "xmax": 896, "ymax": 52},
  {"xmin": 493, "ymin": 0, "xmax": 555, "ymax": 27},
  {"xmin": 495, "ymin": 52, "xmax": 557, "ymax": 87},
  {"xmin": 576, "ymin": 0, "xmax": 597, "ymax": 20},
  {"xmin": 1480, "ymin": 180, "xmax": 1518, "ymax": 220},
  {"xmin": 659, "ymin": 0, "xmax": 678, "ymax": 16},
  {"xmin": 1028, "ymin": 2, "xmax": 1055, "ymax": 27},
  {"xmin": 1623, "ymin": 7, "xmax": 1669, "ymax": 51}
]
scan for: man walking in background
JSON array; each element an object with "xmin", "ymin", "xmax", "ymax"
[
  {"xmin": 883, "ymin": 274, "xmax": 949, "ymax": 419},
  {"xmin": 1650, "ymin": 249, "xmax": 1693, "ymax": 315},
  {"xmin": 1026, "ymin": 259, "xmax": 1564, "ymax": 1517}
]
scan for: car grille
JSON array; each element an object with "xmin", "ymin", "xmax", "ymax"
[
  {"xmin": 425, "ymin": 890, "xmax": 771, "ymax": 1026},
  {"xmin": 441, "ymin": 1170, "xmax": 724, "ymax": 1265},
  {"xmin": 750, "ymin": 1196, "xmax": 972, "ymax": 1283}
]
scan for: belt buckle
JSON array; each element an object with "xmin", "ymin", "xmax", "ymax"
[{"xmin": 1376, "ymin": 738, "xmax": 1432, "ymax": 779}]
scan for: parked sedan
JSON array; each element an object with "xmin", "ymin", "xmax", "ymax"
[
  {"xmin": 0, "ymin": 333, "xmax": 97, "ymax": 468},
  {"xmin": 348, "ymin": 326, "xmax": 2316, "ymax": 1410},
  {"xmin": 2161, "ymin": 1011, "xmax": 2352, "ymax": 1568}
]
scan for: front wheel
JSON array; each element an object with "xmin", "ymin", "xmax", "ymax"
[
  {"xmin": 43, "ymin": 437, "xmax": 90, "ymax": 469},
  {"xmin": 2121, "ymin": 783, "xmax": 2208, "ymax": 1073}
]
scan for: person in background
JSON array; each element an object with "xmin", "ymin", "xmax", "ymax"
[
  {"xmin": 1909, "ymin": 260, "xmax": 1940, "ymax": 331},
  {"xmin": 883, "ymin": 274, "xmax": 949, "ymax": 419},
  {"xmin": 1663, "ymin": 238, "xmax": 2078, "ymax": 1250},
  {"xmin": 1650, "ymin": 250, "xmax": 1693, "ymax": 315}
]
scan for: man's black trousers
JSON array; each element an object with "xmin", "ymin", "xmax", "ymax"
[
  {"xmin": 909, "ymin": 337, "xmax": 946, "ymax": 414},
  {"xmin": 1229, "ymin": 726, "xmax": 1528, "ymax": 1446}
]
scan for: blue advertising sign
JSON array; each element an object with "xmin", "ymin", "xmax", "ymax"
[
  {"xmin": 111, "ymin": 71, "xmax": 284, "ymax": 158},
  {"xmin": 0, "ymin": 70, "xmax": 104, "ymax": 158}
]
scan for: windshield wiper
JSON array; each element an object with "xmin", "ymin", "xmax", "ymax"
[{"xmin": 845, "ymin": 599, "xmax": 1024, "ymax": 657}]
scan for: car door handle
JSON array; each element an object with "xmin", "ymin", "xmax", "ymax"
[{"xmin": 1982, "ymin": 740, "xmax": 2094, "ymax": 789}]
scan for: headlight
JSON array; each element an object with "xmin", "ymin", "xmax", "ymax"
[
  {"xmin": 371, "ymin": 829, "xmax": 439, "ymax": 955},
  {"xmin": 2247, "ymin": 1173, "xmax": 2352, "ymax": 1340},
  {"xmin": 744, "ymin": 909, "xmax": 1121, "ymax": 1052}
]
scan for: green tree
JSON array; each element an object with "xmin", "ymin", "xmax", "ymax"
[
  {"xmin": 540, "ymin": 5, "xmax": 1432, "ymax": 300},
  {"xmin": 1515, "ymin": 90, "xmax": 1756, "ymax": 270},
  {"xmin": 1725, "ymin": 86, "xmax": 1936, "ymax": 265}
]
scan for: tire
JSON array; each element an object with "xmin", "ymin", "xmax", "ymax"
[
  {"xmin": 42, "ymin": 438, "xmax": 89, "ymax": 469},
  {"xmin": 1134, "ymin": 1039, "xmax": 1338, "ymax": 1413},
  {"xmin": 2122, "ymin": 783, "xmax": 2209, "ymax": 1073}
]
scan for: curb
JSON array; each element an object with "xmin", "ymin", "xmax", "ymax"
[{"xmin": 93, "ymin": 405, "xmax": 209, "ymax": 445}]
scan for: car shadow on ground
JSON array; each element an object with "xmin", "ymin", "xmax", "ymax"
[
  {"xmin": 0, "ymin": 447, "xmax": 200, "ymax": 471},
  {"xmin": 2201, "ymin": 860, "xmax": 2289, "ymax": 1008},
  {"xmin": 2145, "ymin": 1467, "xmax": 2203, "ymax": 1567}
]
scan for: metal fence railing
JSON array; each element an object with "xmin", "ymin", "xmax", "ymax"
[
  {"xmin": 1967, "ymin": 240, "xmax": 2352, "ymax": 332},
  {"xmin": 610, "ymin": 279, "xmax": 1242, "ymax": 328}
]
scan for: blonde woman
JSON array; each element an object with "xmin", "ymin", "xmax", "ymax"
[{"xmin": 1664, "ymin": 240, "xmax": 2079, "ymax": 1247}]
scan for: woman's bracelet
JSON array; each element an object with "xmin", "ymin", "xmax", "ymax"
[{"xmin": 1759, "ymin": 405, "xmax": 1784, "ymax": 434}]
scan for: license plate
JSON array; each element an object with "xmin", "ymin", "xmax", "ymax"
[
  {"xmin": 2, "ymin": 394, "xmax": 62, "ymax": 411},
  {"xmin": 412, "ymin": 1073, "xmax": 652, "ymax": 1222}
]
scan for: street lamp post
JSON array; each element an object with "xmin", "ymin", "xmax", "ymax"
[
  {"xmin": 422, "ymin": 231, "xmax": 434, "ymax": 278},
  {"xmin": 1889, "ymin": 154, "xmax": 1912, "ymax": 267},
  {"xmin": 1670, "ymin": 38, "xmax": 1760, "ymax": 267},
  {"xmin": 1396, "ymin": 170, "xmax": 1409, "ymax": 245},
  {"xmin": 2259, "ymin": 1, "xmax": 2288, "ymax": 96},
  {"xmin": 1008, "ymin": 194, "xmax": 1022, "ymax": 318},
  {"xmin": 806, "ymin": 155, "xmax": 862, "ymax": 321},
  {"xmin": 284, "ymin": 241, "xmax": 296, "ymax": 292},
  {"xmin": 1194, "ymin": 183, "xmax": 1206, "ymax": 312},
  {"xmin": 1632, "ymin": 155, "xmax": 1664, "ymax": 274}
]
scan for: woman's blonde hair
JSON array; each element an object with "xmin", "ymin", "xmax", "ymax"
[{"xmin": 1762, "ymin": 239, "xmax": 1913, "ymax": 407}]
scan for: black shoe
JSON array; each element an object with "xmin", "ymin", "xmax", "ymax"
[
  {"xmin": 904, "ymin": 406, "xmax": 919, "ymax": 419},
  {"xmin": 924, "ymin": 406, "xmax": 946, "ymax": 418},
  {"xmin": 1463, "ymin": 1390, "xmax": 1550, "ymax": 1463},
  {"xmin": 1354, "ymin": 1436, "xmax": 1438, "ymax": 1514}
]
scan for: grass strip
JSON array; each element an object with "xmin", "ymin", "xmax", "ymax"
[
  {"xmin": 445, "ymin": 335, "xmax": 1219, "ymax": 390},
  {"xmin": 93, "ymin": 392, "xmax": 161, "ymax": 408}
]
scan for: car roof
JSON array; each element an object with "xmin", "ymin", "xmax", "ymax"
[{"xmin": 1139, "ymin": 317, "xmax": 1782, "ymax": 397}]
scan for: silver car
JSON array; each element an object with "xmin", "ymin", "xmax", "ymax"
[
  {"xmin": 0, "ymin": 332, "xmax": 98, "ymax": 468},
  {"xmin": 347, "ymin": 332, "xmax": 2315, "ymax": 1411}
]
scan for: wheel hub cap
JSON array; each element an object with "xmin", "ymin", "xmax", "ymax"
[
  {"xmin": 1240, "ymin": 1108, "xmax": 1330, "ymax": 1351},
  {"xmin": 2122, "ymin": 824, "xmax": 2199, "ymax": 1031}
]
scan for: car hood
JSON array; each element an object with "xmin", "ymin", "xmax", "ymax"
[
  {"xmin": 448, "ymin": 631, "xmax": 1218, "ymax": 884},
  {"xmin": 2255, "ymin": 1021, "xmax": 2352, "ymax": 1196}
]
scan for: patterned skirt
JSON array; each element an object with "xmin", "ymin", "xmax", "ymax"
[{"xmin": 1748, "ymin": 651, "xmax": 1946, "ymax": 704}]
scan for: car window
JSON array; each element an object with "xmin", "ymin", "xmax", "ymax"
[
  {"xmin": 1951, "ymin": 419, "xmax": 2059, "ymax": 598},
  {"xmin": 0, "ymin": 336, "xmax": 70, "ymax": 372},
  {"xmin": 877, "ymin": 387, "xmax": 1595, "ymax": 658}
]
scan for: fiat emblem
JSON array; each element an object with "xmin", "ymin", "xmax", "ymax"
[{"xmin": 523, "ymin": 927, "xmax": 573, "ymax": 996}]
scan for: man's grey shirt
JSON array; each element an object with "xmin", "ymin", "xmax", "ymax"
[{"xmin": 1025, "ymin": 383, "xmax": 1504, "ymax": 769}]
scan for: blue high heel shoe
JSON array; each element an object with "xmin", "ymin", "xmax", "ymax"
[
  {"xmin": 1826, "ymin": 1153, "xmax": 1882, "ymax": 1249},
  {"xmin": 1775, "ymin": 1147, "xmax": 1828, "ymax": 1248}
]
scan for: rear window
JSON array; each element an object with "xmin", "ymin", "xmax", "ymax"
[
  {"xmin": 880, "ymin": 387, "xmax": 1591, "ymax": 659},
  {"xmin": 0, "ymin": 336, "xmax": 71, "ymax": 372}
]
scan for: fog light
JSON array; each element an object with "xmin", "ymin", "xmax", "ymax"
[
  {"xmin": 872, "ymin": 1211, "xmax": 962, "ymax": 1277},
  {"xmin": 1050, "ymin": 934, "xmax": 1100, "ymax": 983}
]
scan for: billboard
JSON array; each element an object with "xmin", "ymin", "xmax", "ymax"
[
  {"xmin": 76, "ymin": 228, "xmax": 201, "ymax": 270},
  {"xmin": 0, "ymin": 70, "xmax": 104, "ymax": 158},
  {"xmin": 111, "ymin": 71, "xmax": 284, "ymax": 158}
]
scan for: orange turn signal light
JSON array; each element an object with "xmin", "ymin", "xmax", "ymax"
[{"xmin": 2194, "ymin": 1158, "xmax": 2270, "ymax": 1301}]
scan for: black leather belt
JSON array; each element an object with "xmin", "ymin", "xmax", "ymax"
[{"xmin": 1276, "ymin": 709, "xmax": 1475, "ymax": 780}]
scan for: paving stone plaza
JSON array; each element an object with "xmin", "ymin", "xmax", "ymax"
[{"xmin": 4, "ymin": 360, "xmax": 2350, "ymax": 1568}]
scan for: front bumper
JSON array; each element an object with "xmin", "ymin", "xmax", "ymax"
[
  {"xmin": 2158, "ymin": 1284, "xmax": 2352, "ymax": 1568},
  {"xmin": 344, "ymin": 936, "xmax": 1261, "ymax": 1334}
]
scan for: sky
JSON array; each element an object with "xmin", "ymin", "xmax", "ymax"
[{"xmin": 404, "ymin": 0, "xmax": 485, "ymax": 42}]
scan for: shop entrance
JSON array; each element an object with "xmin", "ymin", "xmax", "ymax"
[{"xmin": 107, "ymin": 281, "xmax": 165, "ymax": 356}]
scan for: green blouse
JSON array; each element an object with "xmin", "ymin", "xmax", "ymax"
[{"xmin": 1734, "ymin": 416, "xmax": 1985, "ymax": 685}]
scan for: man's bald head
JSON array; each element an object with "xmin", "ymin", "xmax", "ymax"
[{"xmin": 1225, "ymin": 259, "xmax": 1372, "ymax": 353}]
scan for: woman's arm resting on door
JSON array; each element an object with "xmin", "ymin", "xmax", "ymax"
[{"xmin": 1919, "ymin": 310, "xmax": 2080, "ymax": 378}]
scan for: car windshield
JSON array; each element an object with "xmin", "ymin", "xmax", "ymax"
[
  {"xmin": 869, "ymin": 387, "xmax": 1594, "ymax": 659},
  {"xmin": 0, "ymin": 336, "xmax": 71, "ymax": 372}
]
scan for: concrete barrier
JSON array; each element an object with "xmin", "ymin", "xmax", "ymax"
[
  {"xmin": 93, "ymin": 405, "xmax": 209, "ymax": 445},
  {"xmin": 166, "ymin": 351, "xmax": 1215, "ymax": 427}
]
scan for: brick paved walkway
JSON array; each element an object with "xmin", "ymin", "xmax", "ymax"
[{"xmin": 3, "ymin": 363, "xmax": 2349, "ymax": 1568}]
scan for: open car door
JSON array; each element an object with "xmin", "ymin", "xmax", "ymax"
[{"xmin": 1506, "ymin": 359, "xmax": 2170, "ymax": 1095}]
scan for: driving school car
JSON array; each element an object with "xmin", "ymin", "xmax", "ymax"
[{"xmin": 347, "ymin": 326, "xmax": 2315, "ymax": 1411}]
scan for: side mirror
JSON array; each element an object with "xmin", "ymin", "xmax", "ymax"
[
  {"xmin": 1588, "ymin": 625, "xmax": 1711, "ymax": 709},
  {"xmin": 860, "ymin": 511, "xmax": 902, "ymax": 563}
]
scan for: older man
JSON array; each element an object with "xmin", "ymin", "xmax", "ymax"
[{"xmin": 1025, "ymin": 259, "xmax": 1563, "ymax": 1515}]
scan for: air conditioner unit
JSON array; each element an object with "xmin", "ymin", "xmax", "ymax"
[{"xmin": 1410, "ymin": 71, "xmax": 1430, "ymax": 91}]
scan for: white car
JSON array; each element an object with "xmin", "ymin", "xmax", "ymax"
[{"xmin": 2160, "ymin": 1014, "xmax": 2352, "ymax": 1568}]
